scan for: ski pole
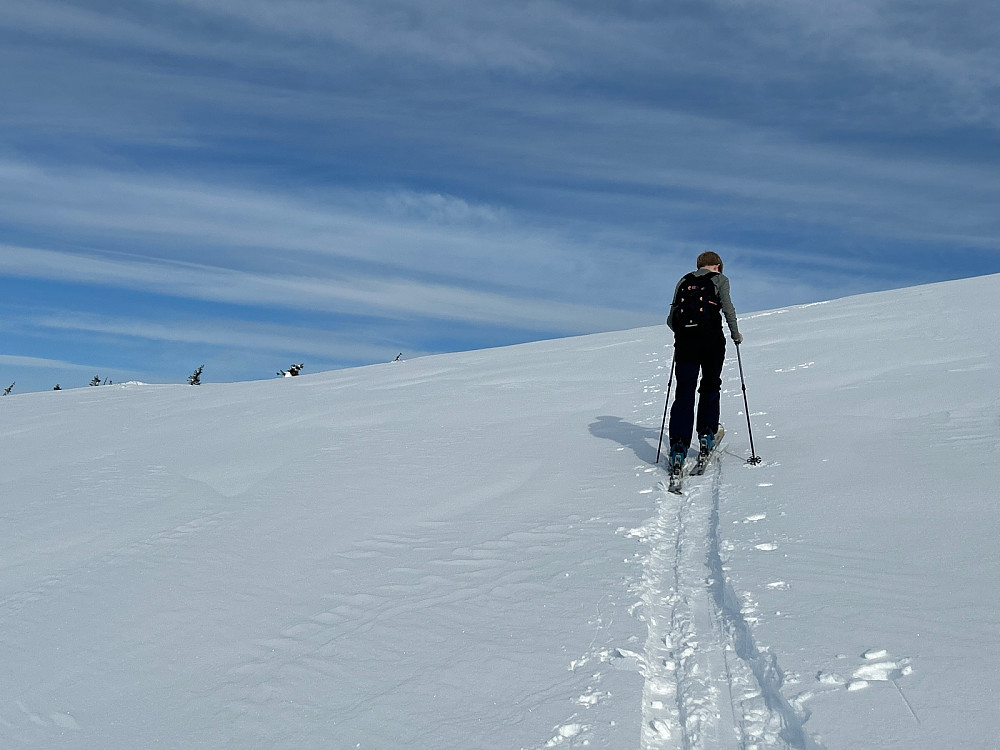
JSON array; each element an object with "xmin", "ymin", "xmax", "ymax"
[
  {"xmin": 655, "ymin": 351, "xmax": 676, "ymax": 464},
  {"xmin": 735, "ymin": 341, "xmax": 762, "ymax": 465}
]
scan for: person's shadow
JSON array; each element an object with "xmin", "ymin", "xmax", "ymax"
[{"xmin": 588, "ymin": 415, "xmax": 664, "ymax": 466}]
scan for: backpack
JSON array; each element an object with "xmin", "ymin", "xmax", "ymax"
[{"xmin": 672, "ymin": 272, "xmax": 721, "ymax": 332}]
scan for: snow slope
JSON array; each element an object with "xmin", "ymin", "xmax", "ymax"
[{"xmin": 1, "ymin": 273, "xmax": 998, "ymax": 749}]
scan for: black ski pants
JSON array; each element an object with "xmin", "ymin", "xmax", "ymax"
[{"xmin": 668, "ymin": 335, "xmax": 726, "ymax": 450}]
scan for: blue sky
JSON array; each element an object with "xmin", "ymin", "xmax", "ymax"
[{"xmin": 2, "ymin": 0, "xmax": 999, "ymax": 393}]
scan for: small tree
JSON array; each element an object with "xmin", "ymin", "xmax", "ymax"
[
  {"xmin": 90, "ymin": 376, "xmax": 101, "ymax": 386},
  {"xmin": 277, "ymin": 363, "xmax": 304, "ymax": 377},
  {"xmin": 3, "ymin": 382, "xmax": 13, "ymax": 396},
  {"xmin": 188, "ymin": 365, "xmax": 204, "ymax": 386},
  {"xmin": 53, "ymin": 384, "xmax": 61, "ymax": 391}
]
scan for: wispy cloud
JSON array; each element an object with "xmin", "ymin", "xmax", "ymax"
[
  {"xmin": 0, "ymin": 353, "xmax": 111, "ymax": 375},
  {"xmin": 0, "ymin": 242, "xmax": 648, "ymax": 334},
  {"xmin": 26, "ymin": 312, "xmax": 396, "ymax": 363}
]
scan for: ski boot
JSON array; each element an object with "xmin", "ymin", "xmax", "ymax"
[
  {"xmin": 698, "ymin": 431, "xmax": 715, "ymax": 459},
  {"xmin": 667, "ymin": 444, "xmax": 686, "ymax": 494},
  {"xmin": 692, "ymin": 428, "xmax": 724, "ymax": 476},
  {"xmin": 669, "ymin": 444, "xmax": 686, "ymax": 475}
]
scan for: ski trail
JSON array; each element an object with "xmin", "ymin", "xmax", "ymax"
[
  {"xmin": 705, "ymin": 464, "xmax": 819, "ymax": 749},
  {"xmin": 635, "ymin": 454, "xmax": 818, "ymax": 749}
]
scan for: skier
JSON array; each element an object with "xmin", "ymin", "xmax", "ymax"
[{"xmin": 666, "ymin": 251, "xmax": 742, "ymax": 477}]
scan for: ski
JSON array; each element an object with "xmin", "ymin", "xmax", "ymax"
[{"xmin": 690, "ymin": 426, "xmax": 725, "ymax": 477}]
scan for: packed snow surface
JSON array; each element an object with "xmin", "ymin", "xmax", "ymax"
[{"xmin": 2, "ymin": 274, "xmax": 998, "ymax": 749}]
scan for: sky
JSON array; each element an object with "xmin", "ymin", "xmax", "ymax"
[{"xmin": 2, "ymin": 0, "xmax": 999, "ymax": 393}]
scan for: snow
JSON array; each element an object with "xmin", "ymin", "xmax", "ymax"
[{"xmin": 2, "ymin": 273, "xmax": 998, "ymax": 749}]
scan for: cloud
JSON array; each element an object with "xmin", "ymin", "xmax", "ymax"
[
  {"xmin": 0, "ymin": 242, "xmax": 649, "ymax": 334},
  {"xmin": 0, "ymin": 353, "xmax": 106, "ymax": 374},
  {"xmin": 5, "ymin": 3, "xmax": 1000, "ymax": 238},
  {"xmin": 26, "ymin": 312, "xmax": 395, "ymax": 363},
  {"xmin": 0, "ymin": 154, "xmax": 671, "ymax": 328},
  {"xmin": 0, "ymin": 160, "xmax": 539, "ymax": 274},
  {"xmin": 6, "ymin": 0, "xmax": 999, "ymax": 125}
]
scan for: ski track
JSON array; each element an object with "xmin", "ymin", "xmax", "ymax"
[{"xmin": 631, "ymin": 355, "xmax": 816, "ymax": 750}]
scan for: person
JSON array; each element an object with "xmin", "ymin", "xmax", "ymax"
[{"xmin": 665, "ymin": 251, "xmax": 742, "ymax": 473}]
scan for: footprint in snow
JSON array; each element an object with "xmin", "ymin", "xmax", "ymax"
[
  {"xmin": 544, "ymin": 723, "xmax": 584, "ymax": 746},
  {"xmin": 816, "ymin": 671, "xmax": 846, "ymax": 687},
  {"xmin": 50, "ymin": 713, "xmax": 80, "ymax": 730},
  {"xmin": 576, "ymin": 688, "xmax": 607, "ymax": 707},
  {"xmin": 649, "ymin": 718, "xmax": 672, "ymax": 739},
  {"xmin": 845, "ymin": 649, "xmax": 913, "ymax": 690}
]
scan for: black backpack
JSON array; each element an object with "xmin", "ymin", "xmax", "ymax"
[{"xmin": 673, "ymin": 272, "xmax": 721, "ymax": 332}]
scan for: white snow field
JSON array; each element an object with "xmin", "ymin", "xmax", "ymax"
[{"xmin": 2, "ymin": 273, "xmax": 998, "ymax": 749}]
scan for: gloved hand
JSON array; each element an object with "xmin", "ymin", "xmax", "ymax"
[{"xmin": 733, "ymin": 333, "xmax": 744, "ymax": 345}]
